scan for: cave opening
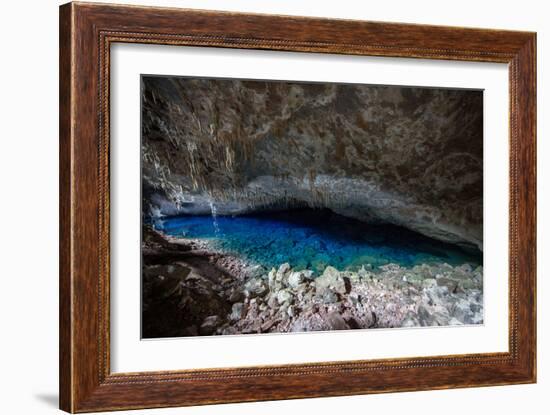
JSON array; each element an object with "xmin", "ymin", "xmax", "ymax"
[{"xmin": 140, "ymin": 75, "xmax": 485, "ymax": 336}]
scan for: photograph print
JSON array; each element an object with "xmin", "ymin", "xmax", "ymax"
[{"xmin": 140, "ymin": 75, "xmax": 483, "ymax": 338}]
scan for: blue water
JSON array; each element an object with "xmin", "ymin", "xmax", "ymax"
[{"xmin": 154, "ymin": 209, "xmax": 481, "ymax": 274}]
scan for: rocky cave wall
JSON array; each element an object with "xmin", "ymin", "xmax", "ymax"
[{"xmin": 141, "ymin": 76, "xmax": 483, "ymax": 250}]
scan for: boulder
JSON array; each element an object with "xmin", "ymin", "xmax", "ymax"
[
  {"xmin": 451, "ymin": 298, "xmax": 474, "ymax": 323},
  {"xmin": 261, "ymin": 318, "xmax": 280, "ymax": 332},
  {"xmin": 244, "ymin": 278, "xmax": 268, "ymax": 298},
  {"xmin": 229, "ymin": 289, "xmax": 245, "ymax": 303},
  {"xmin": 200, "ymin": 315, "xmax": 222, "ymax": 335},
  {"xmin": 324, "ymin": 312, "xmax": 350, "ymax": 330},
  {"xmin": 315, "ymin": 266, "xmax": 350, "ymax": 295},
  {"xmin": 422, "ymin": 278, "xmax": 437, "ymax": 289},
  {"xmin": 288, "ymin": 270, "xmax": 312, "ymax": 288},
  {"xmin": 267, "ymin": 267, "xmax": 277, "ymax": 286},
  {"xmin": 230, "ymin": 303, "xmax": 245, "ymax": 321},
  {"xmin": 436, "ymin": 277, "xmax": 459, "ymax": 293},
  {"xmin": 276, "ymin": 263, "xmax": 291, "ymax": 282},
  {"xmin": 277, "ymin": 289, "xmax": 294, "ymax": 305},
  {"xmin": 321, "ymin": 289, "xmax": 339, "ymax": 304}
]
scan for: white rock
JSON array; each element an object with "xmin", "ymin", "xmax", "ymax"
[
  {"xmin": 268, "ymin": 268, "xmax": 277, "ymax": 286},
  {"xmin": 322, "ymin": 266, "xmax": 339, "ymax": 281},
  {"xmin": 277, "ymin": 289, "xmax": 293, "ymax": 305},
  {"xmin": 288, "ymin": 271, "xmax": 304, "ymax": 288},
  {"xmin": 315, "ymin": 266, "xmax": 348, "ymax": 294},
  {"xmin": 276, "ymin": 263, "xmax": 291, "ymax": 282},
  {"xmin": 244, "ymin": 278, "xmax": 268, "ymax": 298}
]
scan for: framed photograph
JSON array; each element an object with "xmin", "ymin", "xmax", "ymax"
[{"xmin": 59, "ymin": 2, "xmax": 536, "ymax": 412}]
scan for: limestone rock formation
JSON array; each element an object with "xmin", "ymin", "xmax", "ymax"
[{"xmin": 141, "ymin": 76, "xmax": 483, "ymax": 250}]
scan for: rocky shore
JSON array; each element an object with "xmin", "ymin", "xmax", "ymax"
[{"xmin": 142, "ymin": 227, "xmax": 483, "ymax": 338}]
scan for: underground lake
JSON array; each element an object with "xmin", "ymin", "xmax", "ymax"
[{"xmin": 153, "ymin": 209, "xmax": 482, "ymax": 274}]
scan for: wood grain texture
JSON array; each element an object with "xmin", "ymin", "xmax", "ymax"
[
  {"xmin": 59, "ymin": 2, "xmax": 537, "ymax": 412},
  {"xmin": 59, "ymin": 3, "xmax": 73, "ymax": 411}
]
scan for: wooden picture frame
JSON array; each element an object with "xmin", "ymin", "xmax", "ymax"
[{"xmin": 59, "ymin": 2, "xmax": 536, "ymax": 412}]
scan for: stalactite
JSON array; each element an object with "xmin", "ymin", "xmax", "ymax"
[{"xmin": 141, "ymin": 76, "xmax": 483, "ymax": 250}]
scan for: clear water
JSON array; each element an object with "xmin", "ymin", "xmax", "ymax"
[{"xmin": 154, "ymin": 209, "xmax": 482, "ymax": 274}]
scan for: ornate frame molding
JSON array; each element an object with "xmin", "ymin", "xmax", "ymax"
[{"xmin": 60, "ymin": 2, "xmax": 536, "ymax": 412}]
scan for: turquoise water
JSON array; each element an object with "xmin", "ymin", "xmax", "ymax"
[{"xmin": 154, "ymin": 209, "xmax": 481, "ymax": 274}]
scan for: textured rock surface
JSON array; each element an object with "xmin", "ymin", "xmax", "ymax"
[
  {"xmin": 141, "ymin": 229, "xmax": 483, "ymax": 338},
  {"xmin": 141, "ymin": 76, "xmax": 483, "ymax": 249}
]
